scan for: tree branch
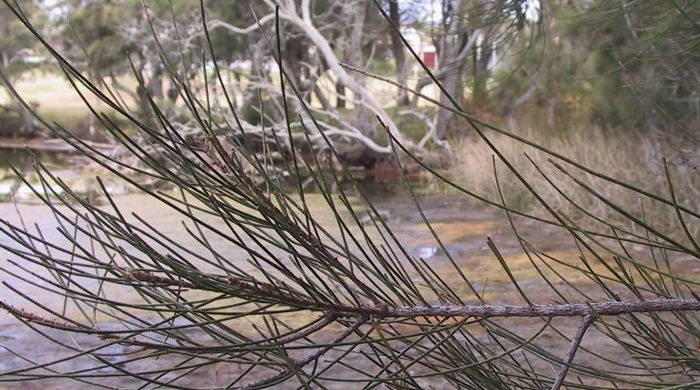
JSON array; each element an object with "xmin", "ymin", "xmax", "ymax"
[
  {"xmin": 206, "ymin": 13, "xmax": 277, "ymax": 35},
  {"xmin": 115, "ymin": 272, "xmax": 700, "ymax": 319}
]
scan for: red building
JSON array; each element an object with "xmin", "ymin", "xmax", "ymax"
[{"xmin": 422, "ymin": 51, "xmax": 437, "ymax": 69}]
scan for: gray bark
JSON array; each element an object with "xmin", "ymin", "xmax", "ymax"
[
  {"xmin": 435, "ymin": 0, "xmax": 468, "ymax": 139},
  {"xmin": 346, "ymin": 1, "xmax": 373, "ymax": 135}
]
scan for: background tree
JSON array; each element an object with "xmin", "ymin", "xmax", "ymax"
[
  {"xmin": 0, "ymin": 0, "xmax": 44, "ymax": 137},
  {"xmin": 489, "ymin": 0, "xmax": 700, "ymax": 138},
  {"xmin": 206, "ymin": 0, "xmax": 413, "ymax": 155},
  {"xmin": 406, "ymin": 0, "xmax": 536, "ymax": 147},
  {"xmin": 387, "ymin": 0, "xmax": 409, "ymax": 105},
  {"xmin": 60, "ymin": 0, "xmax": 202, "ymax": 125}
]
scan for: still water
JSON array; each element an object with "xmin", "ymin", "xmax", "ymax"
[{"xmin": 0, "ymin": 148, "xmax": 571, "ymax": 389}]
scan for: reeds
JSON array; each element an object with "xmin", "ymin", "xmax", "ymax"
[{"xmin": 452, "ymin": 127, "xmax": 700, "ymax": 242}]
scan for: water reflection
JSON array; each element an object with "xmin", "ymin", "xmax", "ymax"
[{"xmin": 0, "ymin": 148, "xmax": 70, "ymax": 180}]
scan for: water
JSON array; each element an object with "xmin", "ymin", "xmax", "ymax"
[
  {"xmin": 0, "ymin": 148, "xmax": 69, "ymax": 180},
  {"xmin": 0, "ymin": 149, "xmax": 562, "ymax": 388}
]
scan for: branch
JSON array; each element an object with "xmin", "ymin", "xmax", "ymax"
[
  {"xmin": 281, "ymin": 0, "xmax": 410, "ymax": 151},
  {"xmin": 122, "ymin": 272, "xmax": 700, "ymax": 319},
  {"xmin": 0, "ymin": 300, "xmax": 94, "ymax": 331},
  {"xmin": 206, "ymin": 13, "xmax": 277, "ymax": 35},
  {"xmin": 267, "ymin": 312, "xmax": 338, "ymax": 346},
  {"xmin": 376, "ymin": 299, "xmax": 700, "ymax": 318},
  {"xmin": 398, "ymin": 109, "xmax": 447, "ymax": 150}
]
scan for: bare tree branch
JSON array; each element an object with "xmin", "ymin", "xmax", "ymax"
[{"xmin": 207, "ymin": 13, "xmax": 277, "ymax": 35}]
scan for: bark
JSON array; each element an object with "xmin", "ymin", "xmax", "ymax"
[
  {"xmin": 345, "ymin": 0, "xmax": 373, "ymax": 135},
  {"xmin": 552, "ymin": 314, "xmax": 594, "ymax": 390},
  {"xmin": 435, "ymin": 0, "xmax": 469, "ymax": 139}
]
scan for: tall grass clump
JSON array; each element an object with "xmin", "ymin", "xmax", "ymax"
[{"xmin": 453, "ymin": 127, "xmax": 700, "ymax": 240}]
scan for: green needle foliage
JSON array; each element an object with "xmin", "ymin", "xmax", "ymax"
[{"xmin": 0, "ymin": 1, "xmax": 698, "ymax": 389}]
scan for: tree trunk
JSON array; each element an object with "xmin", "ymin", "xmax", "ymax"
[
  {"xmin": 284, "ymin": 36, "xmax": 312, "ymax": 102},
  {"xmin": 472, "ymin": 39, "xmax": 492, "ymax": 106},
  {"xmin": 388, "ymin": 0, "xmax": 409, "ymax": 105},
  {"xmin": 335, "ymin": 81, "xmax": 346, "ymax": 109},
  {"xmin": 314, "ymin": 84, "xmax": 331, "ymax": 110},
  {"xmin": 506, "ymin": 83, "xmax": 538, "ymax": 129},
  {"xmin": 346, "ymin": 1, "xmax": 373, "ymax": 135},
  {"xmin": 546, "ymin": 97, "xmax": 556, "ymax": 127},
  {"xmin": 435, "ymin": 60, "xmax": 464, "ymax": 139},
  {"xmin": 1, "ymin": 52, "xmax": 35, "ymax": 138},
  {"xmin": 435, "ymin": 0, "xmax": 468, "ymax": 139},
  {"xmin": 17, "ymin": 104, "xmax": 35, "ymax": 137}
]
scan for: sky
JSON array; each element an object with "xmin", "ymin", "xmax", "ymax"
[{"xmin": 400, "ymin": 0, "xmax": 540, "ymax": 25}]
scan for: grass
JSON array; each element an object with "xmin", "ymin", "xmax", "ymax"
[
  {"xmin": 450, "ymin": 127, "xmax": 700, "ymax": 242},
  {"xmin": 1, "ymin": 72, "xmax": 107, "ymax": 138},
  {"xmin": 1, "ymin": 72, "xmax": 153, "ymax": 140}
]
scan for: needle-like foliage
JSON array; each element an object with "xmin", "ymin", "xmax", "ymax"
[{"xmin": 0, "ymin": 1, "xmax": 698, "ymax": 389}]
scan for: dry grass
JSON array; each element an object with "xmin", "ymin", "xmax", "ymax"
[{"xmin": 451, "ymin": 127, "xmax": 700, "ymax": 241}]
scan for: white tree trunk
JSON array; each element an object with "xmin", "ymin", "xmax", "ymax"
[{"xmin": 209, "ymin": 1, "xmax": 413, "ymax": 153}]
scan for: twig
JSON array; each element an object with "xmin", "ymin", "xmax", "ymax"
[
  {"xmin": 551, "ymin": 313, "xmax": 595, "ymax": 390},
  {"xmin": 121, "ymin": 268, "xmax": 196, "ymax": 289},
  {"xmin": 265, "ymin": 312, "xmax": 337, "ymax": 346},
  {"xmin": 0, "ymin": 300, "xmax": 93, "ymax": 331},
  {"xmin": 244, "ymin": 316, "xmax": 366, "ymax": 389}
]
